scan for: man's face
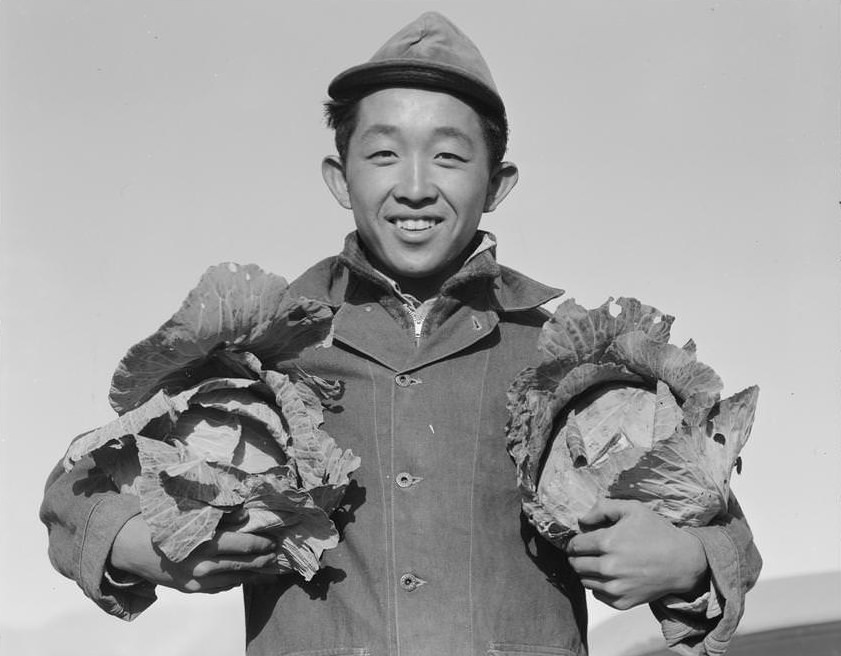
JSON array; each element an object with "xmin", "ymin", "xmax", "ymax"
[{"xmin": 323, "ymin": 87, "xmax": 516, "ymax": 282}]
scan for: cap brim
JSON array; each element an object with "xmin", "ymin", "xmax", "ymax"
[{"xmin": 328, "ymin": 60, "xmax": 505, "ymax": 119}]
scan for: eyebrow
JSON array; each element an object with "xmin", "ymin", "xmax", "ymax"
[
  {"xmin": 431, "ymin": 126, "xmax": 474, "ymax": 146},
  {"xmin": 357, "ymin": 124, "xmax": 398, "ymax": 141},
  {"xmin": 357, "ymin": 124, "xmax": 475, "ymax": 147}
]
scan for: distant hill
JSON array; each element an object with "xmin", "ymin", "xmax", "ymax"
[
  {"xmin": 588, "ymin": 572, "xmax": 841, "ymax": 656},
  {"xmin": 0, "ymin": 591, "xmax": 244, "ymax": 656}
]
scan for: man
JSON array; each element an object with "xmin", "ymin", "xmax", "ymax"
[{"xmin": 41, "ymin": 12, "xmax": 760, "ymax": 655}]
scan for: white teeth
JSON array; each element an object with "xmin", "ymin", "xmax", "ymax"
[{"xmin": 392, "ymin": 218, "xmax": 438, "ymax": 231}]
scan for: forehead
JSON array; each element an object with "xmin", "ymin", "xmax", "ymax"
[{"xmin": 352, "ymin": 87, "xmax": 484, "ymax": 141}]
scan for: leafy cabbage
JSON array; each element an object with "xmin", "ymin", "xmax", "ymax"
[
  {"xmin": 506, "ymin": 297, "xmax": 758, "ymax": 547},
  {"xmin": 64, "ymin": 263, "xmax": 359, "ymax": 580}
]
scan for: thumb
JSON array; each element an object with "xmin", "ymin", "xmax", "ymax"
[
  {"xmin": 577, "ymin": 498, "xmax": 634, "ymax": 530},
  {"xmin": 220, "ymin": 507, "xmax": 249, "ymax": 528}
]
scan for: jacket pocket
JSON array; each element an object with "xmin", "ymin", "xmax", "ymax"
[
  {"xmin": 281, "ymin": 650, "xmax": 369, "ymax": 656},
  {"xmin": 487, "ymin": 643, "xmax": 579, "ymax": 656}
]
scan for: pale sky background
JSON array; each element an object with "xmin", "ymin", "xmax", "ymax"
[{"xmin": 1, "ymin": 1, "xmax": 839, "ymax": 655}]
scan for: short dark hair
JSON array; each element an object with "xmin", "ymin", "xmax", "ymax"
[{"xmin": 323, "ymin": 90, "xmax": 509, "ymax": 169}]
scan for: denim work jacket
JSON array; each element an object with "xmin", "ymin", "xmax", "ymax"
[{"xmin": 41, "ymin": 232, "xmax": 761, "ymax": 656}]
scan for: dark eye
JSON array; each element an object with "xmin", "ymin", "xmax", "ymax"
[
  {"xmin": 369, "ymin": 150, "xmax": 397, "ymax": 159},
  {"xmin": 436, "ymin": 152, "xmax": 467, "ymax": 163}
]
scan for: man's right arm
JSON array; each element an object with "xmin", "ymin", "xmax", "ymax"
[
  {"xmin": 40, "ymin": 450, "xmax": 283, "ymax": 620},
  {"xmin": 40, "ymin": 453, "xmax": 155, "ymax": 619}
]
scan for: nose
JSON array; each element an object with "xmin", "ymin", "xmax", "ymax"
[{"xmin": 393, "ymin": 157, "xmax": 437, "ymax": 207}]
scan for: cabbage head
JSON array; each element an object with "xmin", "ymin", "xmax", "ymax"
[
  {"xmin": 506, "ymin": 297, "xmax": 758, "ymax": 548},
  {"xmin": 64, "ymin": 263, "xmax": 360, "ymax": 580}
]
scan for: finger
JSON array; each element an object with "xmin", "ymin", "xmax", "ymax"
[
  {"xmin": 578, "ymin": 499, "xmax": 634, "ymax": 529},
  {"xmin": 248, "ymin": 557, "xmax": 296, "ymax": 575},
  {"xmin": 199, "ymin": 551, "xmax": 279, "ymax": 576},
  {"xmin": 186, "ymin": 571, "xmax": 256, "ymax": 594},
  {"xmin": 241, "ymin": 566, "xmax": 293, "ymax": 583},
  {"xmin": 206, "ymin": 563, "xmax": 293, "ymax": 588},
  {"xmin": 207, "ymin": 530, "xmax": 276, "ymax": 556},
  {"xmin": 244, "ymin": 564, "xmax": 289, "ymax": 577},
  {"xmin": 566, "ymin": 530, "xmax": 607, "ymax": 556},
  {"xmin": 567, "ymin": 556, "xmax": 609, "ymax": 578}
]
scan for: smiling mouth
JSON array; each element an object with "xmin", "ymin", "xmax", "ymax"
[{"xmin": 387, "ymin": 217, "xmax": 443, "ymax": 232}]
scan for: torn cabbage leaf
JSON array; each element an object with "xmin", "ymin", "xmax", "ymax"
[
  {"xmin": 63, "ymin": 263, "xmax": 360, "ymax": 581},
  {"xmin": 506, "ymin": 297, "xmax": 758, "ymax": 547}
]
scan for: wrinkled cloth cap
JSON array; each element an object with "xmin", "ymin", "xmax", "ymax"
[{"xmin": 328, "ymin": 11, "xmax": 505, "ymax": 121}]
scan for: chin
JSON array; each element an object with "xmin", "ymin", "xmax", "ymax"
[
  {"xmin": 387, "ymin": 259, "xmax": 438, "ymax": 279},
  {"xmin": 393, "ymin": 268, "xmax": 433, "ymax": 280}
]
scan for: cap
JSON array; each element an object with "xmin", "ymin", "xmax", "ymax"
[{"xmin": 328, "ymin": 12, "xmax": 505, "ymax": 121}]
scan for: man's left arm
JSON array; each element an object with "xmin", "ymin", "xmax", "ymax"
[{"xmin": 565, "ymin": 494, "xmax": 761, "ymax": 655}]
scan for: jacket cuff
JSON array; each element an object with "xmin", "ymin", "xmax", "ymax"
[
  {"xmin": 650, "ymin": 524, "xmax": 743, "ymax": 656},
  {"xmin": 659, "ymin": 586, "xmax": 720, "ymax": 619},
  {"xmin": 75, "ymin": 495, "xmax": 157, "ymax": 620}
]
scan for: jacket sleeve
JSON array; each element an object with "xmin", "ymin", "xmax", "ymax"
[
  {"xmin": 39, "ymin": 449, "xmax": 157, "ymax": 620},
  {"xmin": 649, "ymin": 493, "xmax": 762, "ymax": 656}
]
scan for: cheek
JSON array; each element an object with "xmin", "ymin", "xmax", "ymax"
[
  {"xmin": 450, "ymin": 173, "xmax": 492, "ymax": 211},
  {"xmin": 449, "ymin": 194, "xmax": 489, "ymax": 230},
  {"xmin": 347, "ymin": 174, "xmax": 387, "ymax": 216}
]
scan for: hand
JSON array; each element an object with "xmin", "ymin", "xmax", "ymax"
[
  {"xmin": 109, "ymin": 513, "xmax": 285, "ymax": 593},
  {"xmin": 565, "ymin": 499, "xmax": 709, "ymax": 610}
]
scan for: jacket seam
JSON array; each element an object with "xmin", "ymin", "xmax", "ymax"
[
  {"xmin": 388, "ymin": 372, "xmax": 402, "ymax": 656},
  {"xmin": 77, "ymin": 497, "xmax": 107, "ymax": 587},
  {"xmin": 713, "ymin": 524, "xmax": 743, "ymax": 645},
  {"xmin": 367, "ymin": 359, "xmax": 395, "ymax": 655},
  {"xmin": 689, "ymin": 524, "xmax": 741, "ymax": 607},
  {"xmin": 467, "ymin": 347, "xmax": 492, "ymax": 653},
  {"xmin": 723, "ymin": 525, "xmax": 742, "ymax": 596}
]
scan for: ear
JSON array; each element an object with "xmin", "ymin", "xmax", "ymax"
[
  {"xmin": 483, "ymin": 161, "xmax": 519, "ymax": 212},
  {"xmin": 321, "ymin": 155, "xmax": 352, "ymax": 209}
]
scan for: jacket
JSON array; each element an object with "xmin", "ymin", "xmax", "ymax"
[{"xmin": 40, "ymin": 232, "xmax": 761, "ymax": 656}]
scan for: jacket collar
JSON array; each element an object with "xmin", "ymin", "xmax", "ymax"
[{"xmin": 315, "ymin": 231, "xmax": 562, "ymax": 312}]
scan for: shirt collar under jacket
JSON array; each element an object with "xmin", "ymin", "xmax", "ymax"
[
  {"xmin": 294, "ymin": 230, "xmax": 563, "ymax": 313},
  {"xmin": 372, "ymin": 231, "xmax": 499, "ymax": 310}
]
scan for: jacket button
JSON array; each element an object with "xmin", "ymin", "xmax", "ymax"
[
  {"xmin": 395, "ymin": 471, "xmax": 422, "ymax": 488},
  {"xmin": 399, "ymin": 572, "xmax": 426, "ymax": 592},
  {"xmin": 395, "ymin": 374, "xmax": 413, "ymax": 387}
]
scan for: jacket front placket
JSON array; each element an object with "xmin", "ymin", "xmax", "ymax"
[{"xmin": 330, "ymin": 293, "xmax": 502, "ymax": 655}]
